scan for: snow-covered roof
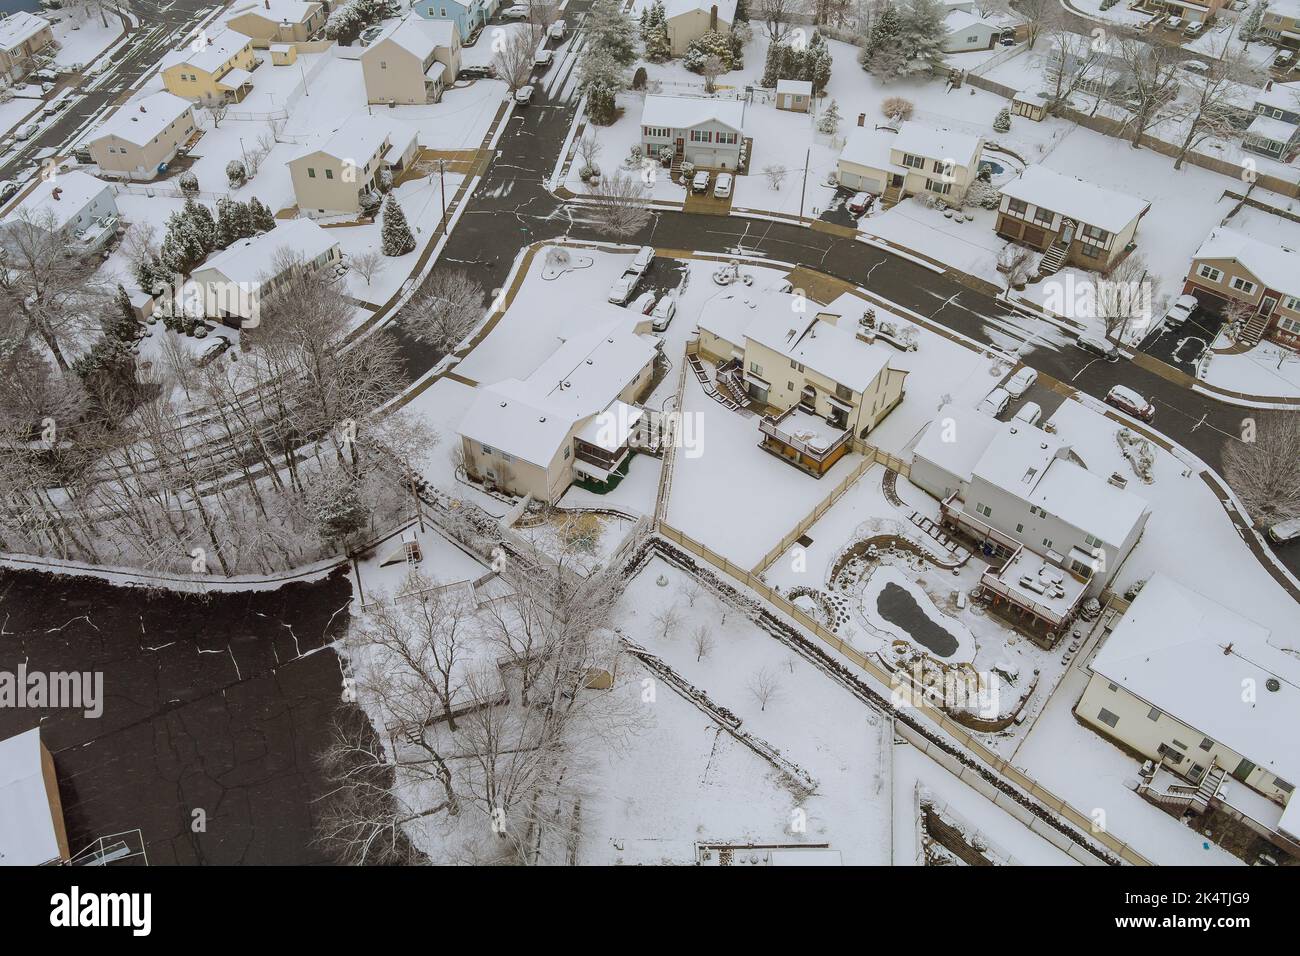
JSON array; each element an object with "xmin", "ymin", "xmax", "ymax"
[
  {"xmin": 576, "ymin": 400, "xmax": 642, "ymax": 452},
  {"xmin": 838, "ymin": 124, "xmax": 903, "ymax": 172},
  {"xmin": 161, "ymin": 27, "xmax": 250, "ymax": 75},
  {"xmin": 892, "ymin": 121, "xmax": 983, "ymax": 169},
  {"xmin": 0, "ymin": 11, "xmax": 49, "ymax": 52},
  {"xmin": 912, "ymin": 403, "xmax": 1002, "ymax": 481},
  {"xmin": 1192, "ymin": 226, "xmax": 1300, "ymax": 297},
  {"xmin": 944, "ymin": 9, "xmax": 997, "ymax": 33},
  {"xmin": 1266, "ymin": 0, "xmax": 1300, "ymax": 20},
  {"xmin": 776, "ymin": 79, "xmax": 812, "ymax": 96},
  {"xmin": 641, "ymin": 94, "xmax": 745, "ymax": 133},
  {"xmin": 1091, "ymin": 574, "xmax": 1300, "ymax": 785},
  {"xmin": 1028, "ymin": 455, "xmax": 1149, "ymax": 548},
  {"xmin": 89, "ymin": 91, "xmax": 194, "ymax": 147},
  {"xmin": 367, "ymin": 12, "xmax": 457, "ymax": 61},
  {"xmin": 3, "ymin": 171, "xmax": 113, "ymax": 232},
  {"xmin": 972, "ymin": 423, "xmax": 1068, "ymax": 496},
  {"xmin": 998, "ymin": 166, "xmax": 1150, "ymax": 234},
  {"xmin": 0, "ymin": 729, "xmax": 63, "ymax": 867},
  {"xmin": 459, "ymin": 317, "xmax": 658, "ymax": 467},
  {"xmin": 1256, "ymin": 80, "xmax": 1300, "ymax": 113},
  {"xmin": 195, "ymin": 219, "xmax": 338, "ymax": 285},
  {"xmin": 1245, "ymin": 112, "xmax": 1299, "ymax": 144},
  {"xmin": 225, "ymin": 0, "xmax": 322, "ymax": 26},
  {"xmin": 663, "ymin": 0, "xmax": 737, "ymax": 22},
  {"xmin": 295, "ymin": 114, "xmax": 395, "ymax": 163}
]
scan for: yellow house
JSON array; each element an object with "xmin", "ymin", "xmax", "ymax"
[
  {"xmin": 160, "ymin": 27, "xmax": 259, "ymax": 103},
  {"xmin": 1260, "ymin": 0, "xmax": 1298, "ymax": 45},
  {"xmin": 664, "ymin": 0, "xmax": 735, "ymax": 56},
  {"xmin": 836, "ymin": 120, "xmax": 984, "ymax": 207},
  {"xmin": 361, "ymin": 13, "xmax": 461, "ymax": 105},
  {"xmin": 697, "ymin": 289, "xmax": 908, "ymax": 476},
  {"xmin": 225, "ymin": 0, "xmax": 326, "ymax": 47},
  {"xmin": 86, "ymin": 91, "xmax": 198, "ymax": 180},
  {"xmin": 288, "ymin": 115, "xmax": 420, "ymax": 216}
]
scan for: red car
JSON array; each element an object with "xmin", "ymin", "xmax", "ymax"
[{"xmin": 1105, "ymin": 385, "xmax": 1155, "ymax": 422}]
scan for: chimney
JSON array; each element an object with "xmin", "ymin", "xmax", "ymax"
[
  {"xmin": 1108, "ymin": 471, "xmax": 1127, "ymax": 489},
  {"xmin": 139, "ymin": 104, "xmax": 147, "ymax": 113},
  {"xmin": 265, "ymin": 0, "xmax": 270, "ymax": 6},
  {"xmin": 710, "ymin": 4, "xmax": 717, "ymax": 29},
  {"xmin": 51, "ymin": 187, "xmax": 62, "ymax": 200},
  {"xmin": 857, "ymin": 112, "xmax": 866, "ymax": 127}
]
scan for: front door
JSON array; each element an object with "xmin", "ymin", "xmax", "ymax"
[
  {"xmin": 1260, "ymin": 295, "xmax": 1278, "ymax": 319},
  {"xmin": 1232, "ymin": 757, "xmax": 1255, "ymax": 783}
]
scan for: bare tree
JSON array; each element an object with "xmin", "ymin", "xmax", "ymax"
[
  {"xmin": 1043, "ymin": 28, "xmax": 1103, "ymax": 113},
  {"xmin": 1097, "ymin": 253, "xmax": 1157, "ymax": 342},
  {"xmin": 691, "ymin": 624, "xmax": 715, "ymax": 662},
  {"xmin": 678, "ymin": 577, "xmax": 703, "ymax": 608},
  {"xmin": 200, "ymin": 94, "xmax": 229, "ymax": 128},
  {"xmin": 1171, "ymin": 39, "xmax": 1261, "ymax": 169},
  {"xmin": 1116, "ymin": 34, "xmax": 1182, "ymax": 148},
  {"xmin": 755, "ymin": 0, "xmax": 803, "ymax": 42},
  {"xmin": 651, "ymin": 604, "xmax": 683, "ymax": 641},
  {"xmin": 997, "ymin": 243, "xmax": 1035, "ymax": 295},
  {"xmin": 1017, "ymin": 0, "xmax": 1059, "ymax": 48},
  {"xmin": 700, "ymin": 54, "xmax": 725, "ymax": 94},
  {"xmin": 493, "ymin": 27, "xmax": 535, "ymax": 92},
  {"xmin": 350, "ymin": 249, "xmax": 386, "ymax": 287},
  {"xmin": 584, "ymin": 170, "xmax": 652, "ymax": 238},
  {"xmin": 1223, "ymin": 412, "xmax": 1300, "ymax": 525},
  {"xmin": 762, "ymin": 164, "xmax": 788, "ymax": 190},
  {"xmin": 881, "ymin": 96, "xmax": 914, "ymax": 122},
  {"xmin": 404, "ymin": 268, "xmax": 486, "ymax": 354},
  {"xmin": 748, "ymin": 665, "xmax": 782, "ymax": 711},
  {"xmin": 576, "ymin": 131, "xmax": 603, "ymax": 175}
]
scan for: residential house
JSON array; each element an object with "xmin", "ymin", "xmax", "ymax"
[
  {"xmin": 224, "ymin": 0, "xmax": 326, "ymax": 46},
  {"xmin": 996, "ymin": 166, "xmax": 1150, "ymax": 274},
  {"xmin": 86, "ymin": 91, "xmax": 198, "ymax": 181},
  {"xmin": 160, "ymin": 27, "xmax": 259, "ymax": 103},
  {"xmin": 458, "ymin": 315, "xmax": 660, "ymax": 502},
  {"xmin": 288, "ymin": 116, "xmax": 419, "ymax": 216},
  {"xmin": 641, "ymin": 94, "xmax": 746, "ymax": 169},
  {"xmin": 0, "ymin": 170, "xmax": 120, "ymax": 255},
  {"xmin": 696, "ymin": 289, "xmax": 909, "ymax": 476},
  {"xmin": 411, "ymin": 0, "xmax": 496, "ymax": 41},
  {"xmin": 0, "ymin": 11, "xmax": 53, "ymax": 82},
  {"xmin": 942, "ymin": 9, "xmax": 999, "ymax": 52},
  {"xmin": 1184, "ymin": 225, "xmax": 1300, "ymax": 348},
  {"xmin": 663, "ymin": 0, "xmax": 735, "ymax": 56},
  {"xmin": 361, "ymin": 13, "xmax": 461, "ymax": 106},
  {"xmin": 775, "ymin": 79, "xmax": 812, "ymax": 112},
  {"xmin": 1243, "ymin": 80, "xmax": 1300, "ymax": 160},
  {"xmin": 1144, "ymin": 0, "xmax": 1227, "ymax": 23},
  {"xmin": 1260, "ymin": 0, "xmax": 1300, "ymax": 49},
  {"xmin": 911, "ymin": 404, "xmax": 1150, "ymax": 600},
  {"xmin": 0, "ymin": 729, "xmax": 70, "ymax": 866},
  {"xmin": 270, "ymin": 43, "xmax": 298, "ymax": 66},
  {"xmin": 836, "ymin": 120, "xmax": 984, "ymax": 206},
  {"xmin": 1045, "ymin": 36, "xmax": 1133, "ymax": 100},
  {"xmin": 189, "ymin": 218, "xmax": 341, "ymax": 324},
  {"xmin": 1076, "ymin": 574, "xmax": 1300, "ymax": 854}
]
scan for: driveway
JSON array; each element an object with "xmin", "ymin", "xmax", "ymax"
[{"xmin": 1137, "ymin": 304, "xmax": 1225, "ymax": 377}]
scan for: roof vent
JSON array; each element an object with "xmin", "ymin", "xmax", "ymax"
[
  {"xmin": 1108, "ymin": 472, "xmax": 1128, "ymax": 489},
  {"xmin": 586, "ymin": 359, "xmax": 593, "ymax": 364},
  {"xmin": 1267, "ymin": 677, "xmax": 1281, "ymax": 693},
  {"xmin": 539, "ymin": 416, "xmax": 546, "ymax": 423},
  {"xmin": 1040, "ymin": 442, "xmax": 1048, "ymax": 450},
  {"xmin": 499, "ymin": 402, "xmax": 507, "ymax": 408}
]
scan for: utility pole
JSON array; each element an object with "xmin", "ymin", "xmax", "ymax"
[
  {"xmin": 438, "ymin": 158, "xmax": 447, "ymax": 234},
  {"xmin": 798, "ymin": 147, "xmax": 810, "ymax": 219}
]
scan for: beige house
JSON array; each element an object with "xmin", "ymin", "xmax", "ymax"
[
  {"xmin": 361, "ymin": 13, "xmax": 460, "ymax": 106},
  {"xmin": 459, "ymin": 315, "xmax": 660, "ymax": 502},
  {"xmin": 86, "ymin": 91, "xmax": 198, "ymax": 180},
  {"xmin": 775, "ymin": 79, "xmax": 812, "ymax": 113},
  {"xmin": 160, "ymin": 27, "xmax": 259, "ymax": 103},
  {"xmin": 288, "ymin": 116, "xmax": 419, "ymax": 216},
  {"xmin": 996, "ymin": 166, "xmax": 1150, "ymax": 275},
  {"xmin": 836, "ymin": 121, "xmax": 984, "ymax": 207},
  {"xmin": 225, "ymin": 0, "xmax": 326, "ymax": 47},
  {"xmin": 1184, "ymin": 226, "xmax": 1300, "ymax": 349},
  {"xmin": 664, "ymin": 0, "xmax": 735, "ymax": 55},
  {"xmin": 1076, "ymin": 574, "xmax": 1300, "ymax": 852},
  {"xmin": 697, "ymin": 289, "xmax": 908, "ymax": 476},
  {"xmin": 1261, "ymin": 0, "xmax": 1299, "ymax": 46},
  {"xmin": 0, "ymin": 11, "xmax": 53, "ymax": 81},
  {"xmin": 0, "ymin": 728, "xmax": 71, "ymax": 866}
]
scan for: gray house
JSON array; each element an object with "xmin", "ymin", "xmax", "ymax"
[{"xmin": 1243, "ymin": 80, "xmax": 1300, "ymax": 160}]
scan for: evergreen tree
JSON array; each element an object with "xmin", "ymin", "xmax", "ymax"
[
  {"xmin": 380, "ymin": 193, "xmax": 416, "ymax": 256},
  {"xmin": 214, "ymin": 198, "xmax": 238, "ymax": 249},
  {"xmin": 807, "ymin": 31, "xmax": 832, "ymax": 93},
  {"xmin": 588, "ymin": 0, "xmax": 637, "ymax": 66},
  {"xmin": 580, "ymin": 48, "xmax": 628, "ymax": 125},
  {"xmin": 860, "ymin": 3, "xmax": 903, "ymax": 71},
  {"xmin": 898, "ymin": 0, "xmax": 949, "ymax": 79},
  {"xmin": 817, "ymin": 99, "xmax": 842, "ymax": 135},
  {"xmin": 159, "ymin": 210, "xmax": 206, "ymax": 276},
  {"xmin": 249, "ymin": 196, "xmax": 276, "ymax": 233},
  {"xmin": 182, "ymin": 197, "xmax": 216, "ymax": 254},
  {"xmin": 993, "ymin": 107, "xmax": 1011, "ymax": 132},
  {"xmin": 761, "ymin": 40, "xmax": 782, "ymax": 87},
  {"xmin": 684, "ymin": 29, "xmax": 736, "ymax": 71},
  {"xmin": 642, "ymin": 0, "xmax": 671, "ymax": 62},
  {"xmin": 734, "ymin": 0, "xmax": 749, "ymax": 22}
]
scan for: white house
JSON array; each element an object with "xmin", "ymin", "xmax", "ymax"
[
  {"xmin": 641, "ymin": 94, "xmax": 746, "ymax": 169},
  {"xmin": 1076, "ymin": 574, "xmax": 1300, "ymax": 848},
  {"xmin": 942, "ymin": 9, "xmax": 999, "ymax": 51},
  {"xmin": 0, "ymin": 728, "xmax": 70, "ymax": 866},
  {"xmin": 0, "ymin": 170, "xmax": 120, "ymax": 254}
]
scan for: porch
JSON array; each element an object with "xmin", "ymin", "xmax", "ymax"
[
  {"xmin": 979, "ymin": 545, "xmax": 1087, "ymax": 643},
  {"xmin": 758, "ymin": 405, "xmax": 852, "ymax": 477}
]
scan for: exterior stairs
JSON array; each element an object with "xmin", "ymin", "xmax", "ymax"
[
  {"xmin": 1037, "ymin": 242, "xmax": 1069, "ymax": 277},
  {"xmin": 687, "ymin": 354, "xmax": 740, "ymax": 410},
  {"xmin": 1191, "ymin": 765, "xmax": 1226, "ymax": 815},
  {"xmin": 1241, "ymin": 309, "xmax": 1271, "ymax": 346}
]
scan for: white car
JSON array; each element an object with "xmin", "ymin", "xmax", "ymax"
[
  {"xmin": 15, "ymin": 123, "xmax": 38, "ymax": 141},
  {"xmin": 503, "ymin": 4, "xmax": 529, "ymax": 18},
  {"xmin": 1076, "ymin": 332, "xmax": 1119, "ymax": 360},
  {"xmin": 651, "ymin": 294, "xmax": 677, "ymax": 332},
  {"xmin": 534, "ymin": 50, "xmax": 553, "ymax": 67},
  {"xmin": 1163, "ymin": 293, "xmax": 1198, "ymax": 328},
  {"xmin": 1167, "ymin": 16, "xmax": 1185, "ymax": 30},
  {"xmin": 691, "ymin": 169, "xmax": 710, "ymax": 193},
  {"xmin": 0, "ymin": 180, "xmax": 18, "ymax": 202},
  {"xmin": 550, "ymin": 19, "xmax": 567, "ymax": 39},
  {"xmin": 630, "ymin": 291, "xmax": 656, "ymax": 314},
  {"xmin": 1012, "ymin": 401, "xmax": 1042, "ymax": 426},
  {"xmin": 629, "ymin": 245, "xmax": 655, "ymax": 275},
  {"xmin": 977, "ymin": 387, "xmax": 1012, "ymax": 418},
  {"xmin": 1003, "ymin": 366, "xmax": 1038, "ymax": 398},
  {"xmin": 713, "ymin": 172, "xmax": 733, "ymax": 199},
  {"xmin": 608, "ymin": 272, "xmax": 638, "ymax": 304},
  {"xmin": 514, "ymin": 84, "xmax": 534, "ymax": 105}
]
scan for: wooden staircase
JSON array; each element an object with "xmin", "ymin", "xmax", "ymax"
[
  {"xmin": 1241, "ymin": 309, "xmax": 1271, "ymax": 346},
  {"xmin": 1037, "ymin": 242, "xmax": 1069, "ymax": 277},
  {"xmin": 1191, "ymin": 765, "xmax": 1226, "ymax": 815},
  {"xmin": 687, "ymin": 353, "xmax": 740, "ymax": 410}
]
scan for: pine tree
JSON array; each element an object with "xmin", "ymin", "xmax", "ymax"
[
  {"xmin": 817, "ymin": 99, "xmax": 842, "ymax": 135},
  {"xmin": 807, "ymin": 31, "xmax": 832, "ymax": 92},
  {"xmin": 993, "ymin": 107, "xmax": 1011, "ymax": 132},
  {"xmin": 159, "ymin": 210, "xmax": 206, "ymax": 276},
  {"xmin": 249, "ymin": 196, "xmax": 276, "ymax": 233},
  {"xmin": 685, "ymin": 29, "xmax": 735, "ymax": 71},
  {"xmin": 182, "ymin": 197, "xmax": 216, "ymax": 254},
  {"xmin": 588, "ymin": 0, "xmax": 637, "ymax": 66},
  {"xmin": 734, "ymin": 0, "xmax": 749, "ymax": 22},
  {"xmin": 215, "ymin": 198, "xmax": 238, "ymax": 249},
  {"xmin": 381, "ymin": 193, "xmax": 416, "ymax": 256},
  {"xmin": 761, "ymin": 40, "xmax": 782, "ymax": 87},
  {"xmin": 642, "ymin": 0, "xmax": 670, "ymax": 62},
  {"xmin": 898, "ymin": 0, "xmax": 949, "ymax": 79},
  {"xmin": 861, "ymin": 3, "xmax": 903, "ymax": 72},
  {"xmin": 580, "ymin": 48, "xmax": 628, "ymax": 125}
]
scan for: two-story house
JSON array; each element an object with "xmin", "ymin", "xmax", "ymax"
[
  {"xmin": 836, "ymin": 120, "xmax": 983, "ymax": 206},
  {"xmin": 224, "ymin": 0, "xmax": 326, "ymax": 47},
  {"xmin": 696, "ymin": 289, "xmax": 909, "ymax": 476},
  {"xmin": 288, "ymin": 115, "xmax": 419, "ymax": 216},
  {"xmin": 160, "ymin": 27, "xmax": 259, "ymax": 103},
  {"xmin": 664, "ymin": 0, "xmax": 736, "ymax": 56},
  {"xmin": 942, "ymin": 9, "xmax": 1000, "ymax": 52},
  {"xmin": 86, "ymin": 91, "xmax": 199, "ymax": 181},
  {"xmin": 1184, "ymin": 225, "xmax": 1300, "ymax": 349},
  {"xmin": 641, "ymin": 94, "xmax": 746, "ymax": 169},
  {"xmin": 1243, "ymin": 80, "xmax": 1300, "ymax": 160},
  {"xmin": 1261, "ymin": 0, "xmax": 1300, "ymax": 49},
  {"xmin": 995, "ymin": 165, "xmax": 1150, "ymax": 275},
  {"xmin": 411, "ymin": 0, "xmax": 496, "ymax": 42},
  {"xmin": 0, "ymin": 11, "xmax": 53, "ymax": 82},
  {"xmin": 0, "ymin": 170, "xmax": 120, "ymax": 255},
  {"xmin": 361, "ymin": 13, "xmax": 461, "ymax": 106}
]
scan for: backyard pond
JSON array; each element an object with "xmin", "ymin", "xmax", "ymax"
[{"xmin": 856, "ymin": 566, "xmax": 976, "ymax": 663}]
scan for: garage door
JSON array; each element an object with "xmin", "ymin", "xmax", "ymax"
[{"xmin": 840, "ymin": 169, "xmax": 884, "ymax": 193}]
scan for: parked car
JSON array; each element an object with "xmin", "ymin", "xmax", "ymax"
[
  {"xmin": 502, "ymin": 4, "xmax": 529, "ymax": 18},
  {"xmin": 998, "ymin": 29, "xmax": 1017, "ymax": 46},
  {"xmin": 1274, "ymin": 50, "xmax": 1296, "ymax": 70},
  {"xmin": 607, "ymin": 271, "xmax": 639, "ymax": 304},
  {"xmin": 1105, "ymin": 385, "xmax": 1155, "ymax": 422},
  {"xmin": 514, "ymin": 84, "xmax": 534, "ymax": 105},
  {"xmin": 977, "ymin": 387, "xmax": 1012, "ymax": 418},
  {"xmin": 534, "ymin": 50, "xmax": 553, "ymax": 67},
  {"xmin": 33, "ymin": 69, "xmax": 57, "ymax": 83},
  {"xmin": 714, "ymin": 172, "xmax": 733, "ymax": 199},
  {"xmin": 691, "ymin": 169, "xmax": 710, "ymax": 193},
  {"xmin": 550, "ymin": 19, "xmax": 567, "ymax": 39},
  {"xmin": 91, "ymin": 59, "xmax": 112, "ymax": 75},
  {"xmin": 460, "ymin": 64, "xmax": 495, "ymax": 79},
  {"xmin": 1177, "ymin": 59, "xmax": 1208, "ymax": 76},
  {"xmin": 630, "ymin": 291, "xmax": 656, "ymax": 314},
  {"xmin": 0, "ymin": 180, "xmax": 18, "ymax": 202},
  {"xmin": 651, "ymin": 294, "xmax": 677, "ymax": 332},
  {"xmin": 39, "ymin": 81, "xmax": 54, "ymax": 94},
  {"xmin": 1003, "ymin": 366, "xmax": 1038, "ymax": 398},
  {"xmin": 847, "ymin": 190, "xmax": 873, "ymax": 215},
  {"xmin": 1166, "ymin": 16, "xmax": 1185, "ymax": 30},
  {"xmin": 629, "ymin": 245, "xmax": 655, "ymax": 275},
  {"xmin": 1267, "ymin": 517, "xmax": 1300, "ymax": 544},
  {"xmin": 1011, "ymin": 401, "xmax": 1042, "ymax": 426},
  {"xmin": 15, "ymin": 123, "xmax": 38, "ymax": 141},
  {"xmin": 1076, "ymin": 332, "xmax": 1119, "ymax": 360},
  {"xmin": 1163, "ymin": 293, "xmax": 1198, "ymax": 328},
  {"xmin": 359, "ymin": 24, "xmax": 385, "ymax": 45},
  {"xmin": 1184, "ymin": 20, "xmax": 1206, "ymax": 37}
]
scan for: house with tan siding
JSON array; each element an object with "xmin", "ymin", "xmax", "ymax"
[
  {"xmin": 360, "ymin": 13, "xmax": 460, "ymax": 105},
  {"xmin": 86, "ymin": 91, "xmax": 199, "ymax": 181},
  {"xmin": 663, "ymin": 0, "xmax": 735, "ymax": 55},
  {"xmin": 225, "ymin": 0, "xmax": 326, "ymax": 46},
  {"xmin": 0, "ymin": 11, "xmax": 53, "ymax": 82},
  {"xmin": 1261, "ymin": 0, "xmax": 1300, "ymax": 48},
  {"xmin": 1183, "ymin": 225, "xmax": 1300, "ymax": 349},
  {"xmin": 160, "ymin": 27, "xmax": 259, "ymax": 103},
  {"xmin": 836, "ymin": 121, "xmax": 983, "ymax": 207},
  {"xmin": 288, "ymin": 116, "xmax": 419, "ymax": 216}
]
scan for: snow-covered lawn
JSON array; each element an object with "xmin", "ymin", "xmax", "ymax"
[
  {"xmin": 0, "ymin": 94, "xmax": 44, "ymax": 137},
  {"xmin": 50, "ymin": 13, "xmax": 124, "ymax": 70},
  {"xmin": 1202, "ymin": 340, "xmax": 1300, "ymax": 396}
]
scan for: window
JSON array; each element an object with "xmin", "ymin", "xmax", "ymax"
[
  {"xmin": 1197, "ymin": 264, "xmax": 1223, "ymax": 283},
  {"xmin": 1278, "ymin": 316, "xmax": 1300, "ymax": 335},
  {"xmin": 1107, "ymin": 682, "xmax": 1118, "ymax": 692},
  {"xmin": 643, "ymin": 126, "xmax": 670, "ymax": 138},
  {"xmin": 325, "ymin": 169, "xmax": 334, "ymax": 179},
  {"xmin": 380, "ymin": 60, "xmax": 386, "ymax": 69},
  {"xmin": 1172, "ymin": 739, "xmax": 1188, "ymax": 750},
  {"xmin": 1199, "ymin": 737, "xmax": 1214, "ymax": 751},
  {"xmin": 480, "ymin": 443, "xmax": 494, "ymax": 455},
  {"xmin": 1041, "ymin": 537, "xmax": 1053, "ymax": 549},
  {"xmin": 1097, "ymin": 708, "xmax": 1120, "ymax": 728},
  {"xmin": 788, "ymin": 382, "xmax": 795, "ymax": 391},
  {"xmin": 1080, "ymin": 244, "xmax": 1104, "ymax": 260},
  {"xmin": 901, "ymin": 153, "xmax": 924, "ymax": 169},
  {"xmin": 931, "ymin": 158, "xmax": 951, "ymax": 176},
  {"xmin": 925, "ymin": 179, "xmax": 952, "ymax": 195},
  {"xmin": 835, "ymin": 384, "xmax": 853, "ymax": 401},
  {"xmin": 1029, "ymin": 505, "xmax": 1047, "ymax": 518},
  {"xmin": 307, "ymin": 167, "xmax": 316, "ymax": 178},
  {"xmin": 1033, "ymin": 207, "xmax": 1054, "ymax": 226},
  {"xmin": 1147, "ymin": 706, "xmax": 1162, "ymax": 722},
  {"xmin": 690, "ymin": 129, "xmax": 713, "ymax": 143},
  {"xmin": 1278, "ymin": 779, "xmax": 1295, "ymax": 793},
  {"xmin": 1081, "ymin": 223, "xmax": 1109, "ymax": 244},
  {"xmin": 749, "ymin": 361, "xmax": 763, "ymax": 375},
  {"xmin": 1230, "ymin": 276, "xmax": 1257, "ymax": 295},
  {"xmin": 1084, "ymin": 533, "xmax": 1102, "ymax": 549},
  {"xmin": 1157, "ymin": 743, "xmax": 1184, "ymax": 764},
  {"xmin": 791, "ymin": 359, "xmax": 803, "ymax": 370},
  {"xmin": 1015, "ymin": 523, "xmax": 1024, "ymax": 533},
  {"xmin": 716, "ymin": 131, "xmax": 738, "ymax": 145},
  {"xmin": 976, "ymin": 503, "xmax": 992, "ymax": 518},
  {"xmin": 1284, "ymin": 296, "xmax": 1300, "ymax": 312},
  {"xmin": 563, "ymin": 446, "xmax": 571, "ymax": 459},
  {"xmin": 1007, "ymin": 198, "xmax": 1028, "ymax": 216}
]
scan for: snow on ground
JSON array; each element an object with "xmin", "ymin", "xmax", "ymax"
[
  {"xmin": 1203, "ymin": 339, "xmax": 1300, "ymax": 396},
  {"xmin": 891, "ymin": 741, "xmax": 1079, "ymax": 865},
  {"xmin": 0, "ymin": 94, "xmax": 45, "ymax": 138},
  {"xmin": 352, "ymin": 518, "xmax": 489, "ymax": 601},
  {"xmin": 598, "ymin": 555, "xmax": 894, "ymax": 864},
  {"xmin": 558, "ymin": 452, "xmax": 661, "ymax": 517},
  {"xmin": 50, "ymin": 12, "xmax": 123, "ymax": 70}
]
